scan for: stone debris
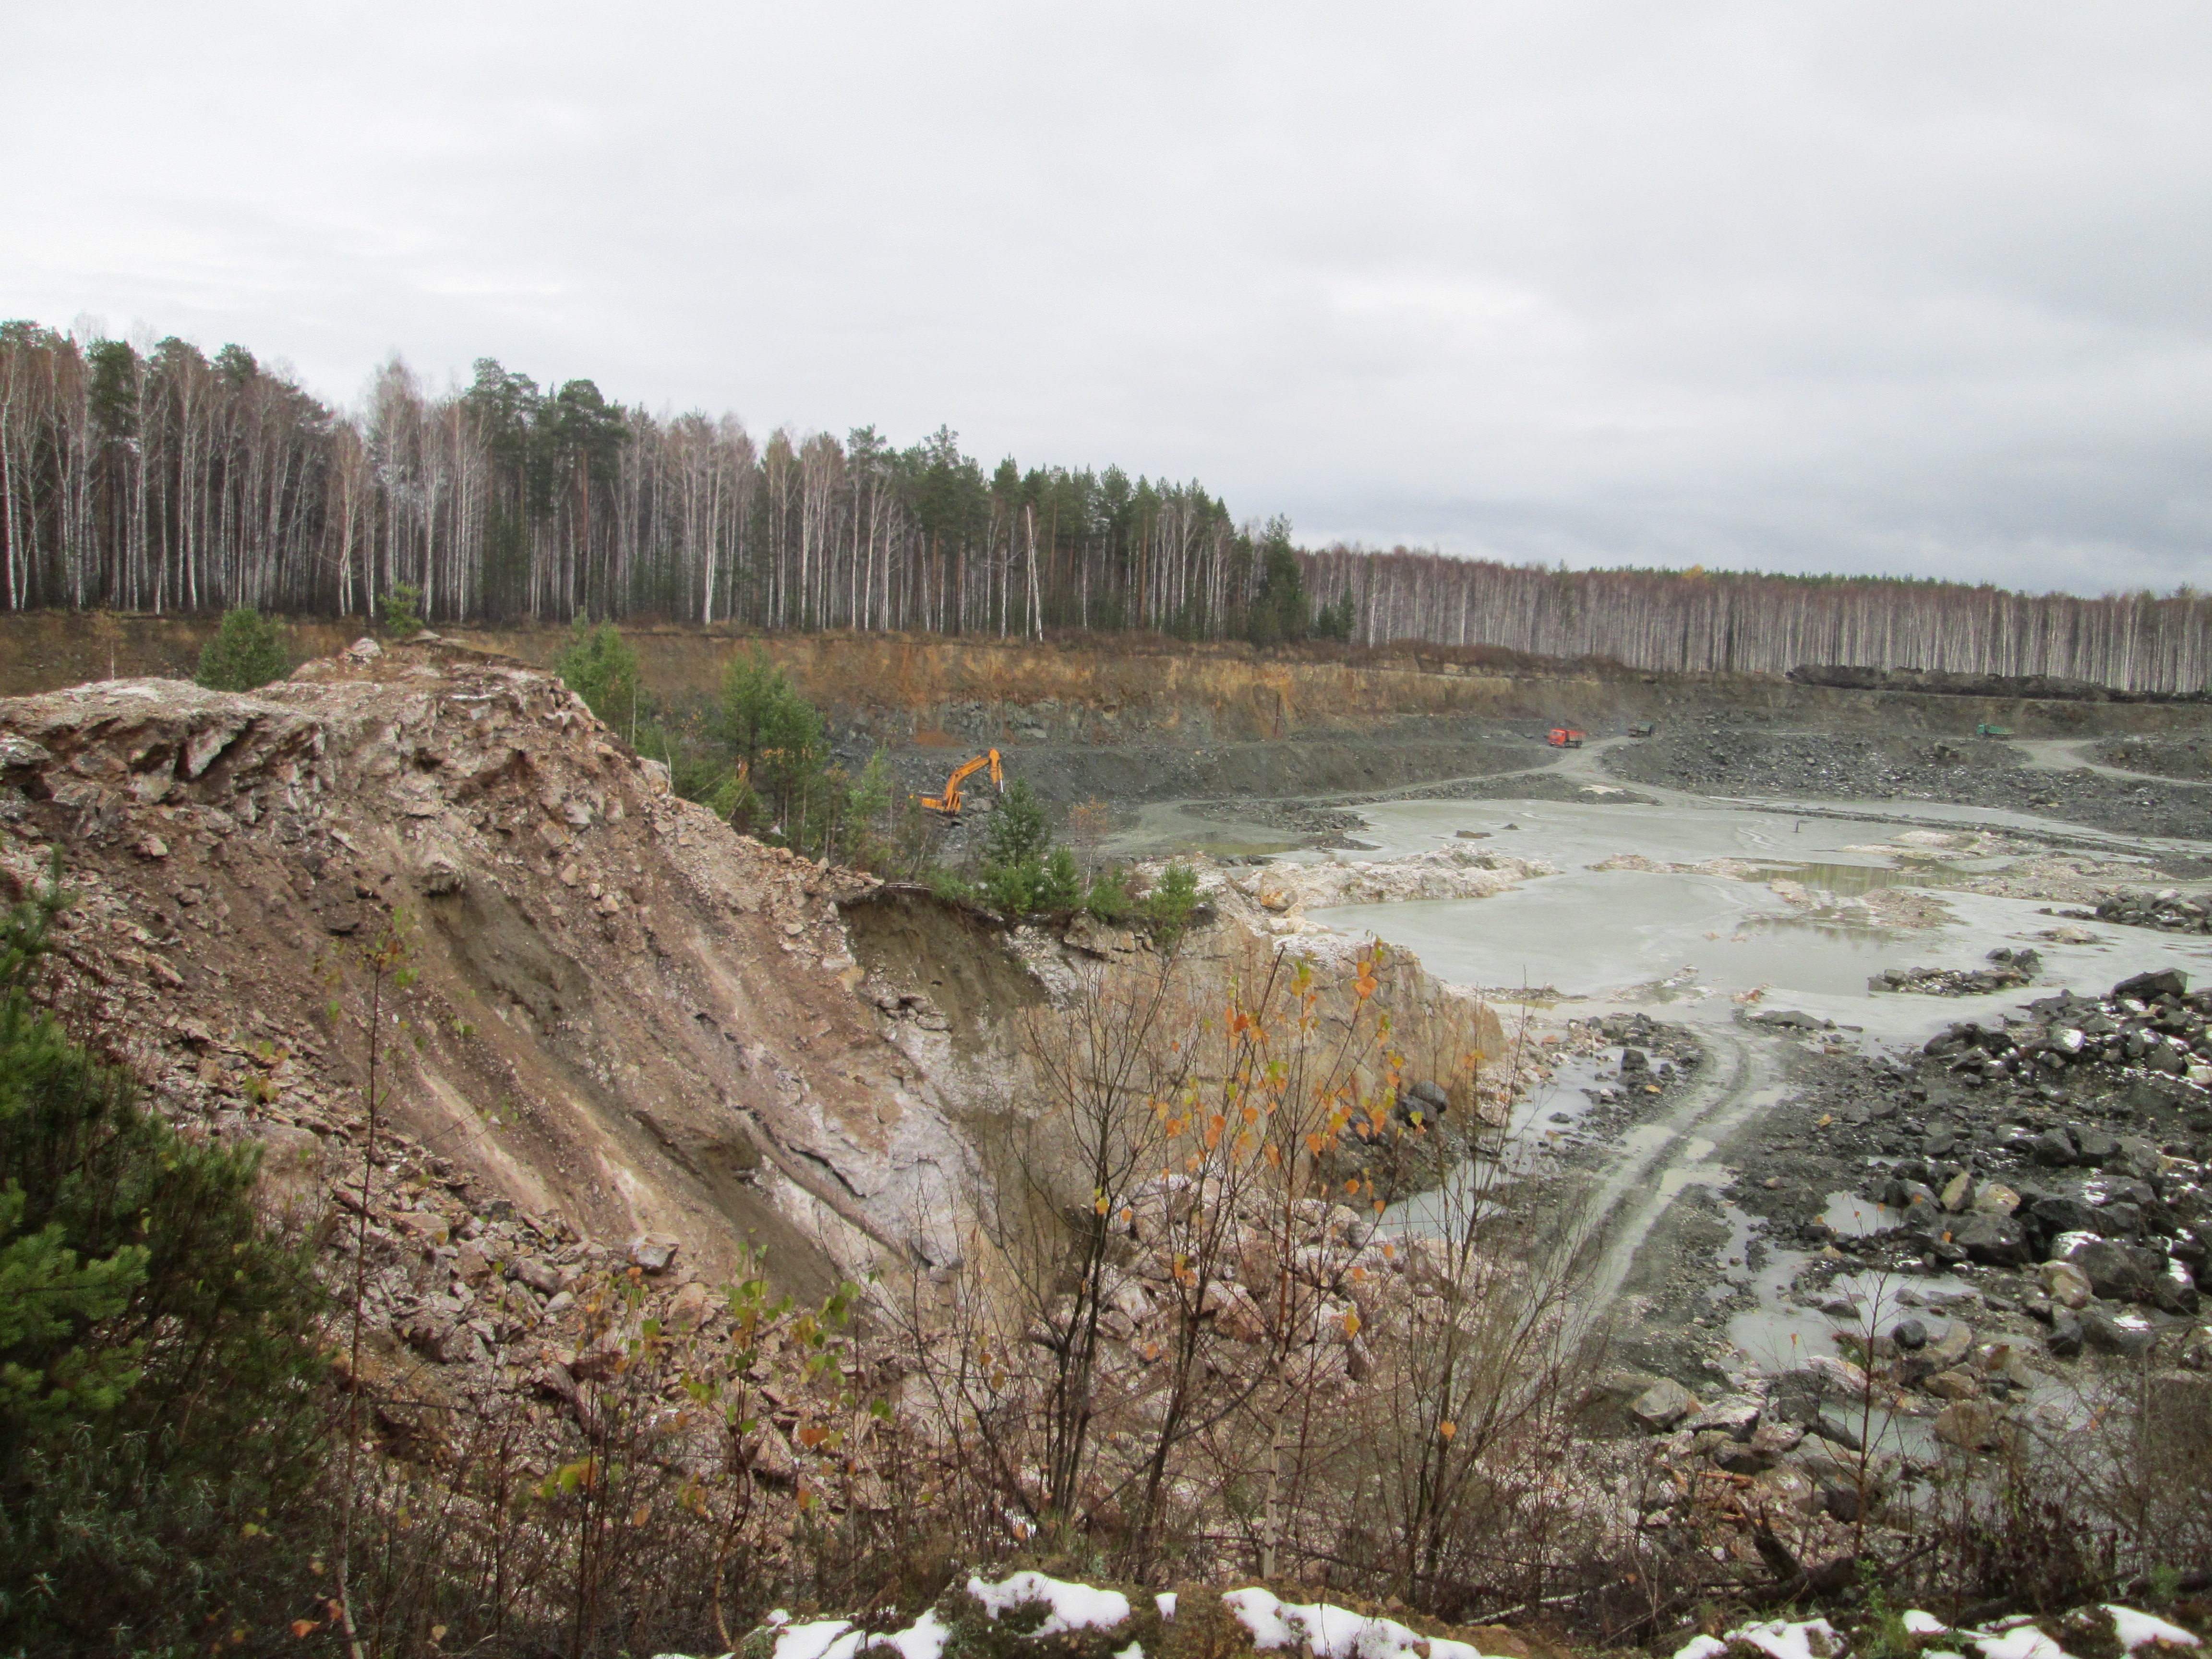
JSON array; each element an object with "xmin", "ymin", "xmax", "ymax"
[
  {"xmin": 2089, "ymin": 889, "xmax": 2212, "ymax": 936},
  {"xmin": 1219, "ymin": 844, "xmax": 1555, "ymax": 926},
  {"xmin": 1870, "ymin": 949, "xmax": 2041, "ymax": 997}
]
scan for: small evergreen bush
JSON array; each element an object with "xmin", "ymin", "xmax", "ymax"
[
  {"xmin": 378, "ymin": 581, "xmax": 425, "ymax": 637},
  {"xmin": 192, "ymin": 606, "xmax": 291, "ymax": 691}
]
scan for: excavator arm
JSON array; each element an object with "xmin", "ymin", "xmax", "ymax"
[{"xmin": 919, "ymin": 748, "xmax": 1004, "ymax": 818}]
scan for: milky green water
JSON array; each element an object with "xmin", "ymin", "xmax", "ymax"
[{"xmin": 1299, "ymin": 798, "xmax": 2212, "ymax": 1043}]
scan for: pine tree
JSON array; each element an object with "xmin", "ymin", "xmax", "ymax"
[
  {"xmin": 553, "ymin": 616, "xmax": 641, "ymax": 733},
  {"xmin": 0, "ymin": 861, "xmax": 328, "ymax": 1651},
  {"xmin": 193, "ymin": 606, "xmax": 291, "ymax": 691}
]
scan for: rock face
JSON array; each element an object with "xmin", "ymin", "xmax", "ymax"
[{"xmin": 0, "ymin": 645, "xmax": 982, "ymax": 1291}]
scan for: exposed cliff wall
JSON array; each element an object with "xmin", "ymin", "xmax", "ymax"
[{"xmin": 0, "ymin": 639, "xmax": 988, "ymax": 1298}]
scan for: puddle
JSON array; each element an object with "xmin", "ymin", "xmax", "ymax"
[
  {"xmin": 1819, "ymin": 1190, "xmax": 1911, "ymax": 1237},
  {"xmin": 1379, "ymin": 1051, "xmax": 1610, "ymax": 1238},
  {"xmin": 1742, "ymin": 860, "xmax": 1970, "ymax": 895}
]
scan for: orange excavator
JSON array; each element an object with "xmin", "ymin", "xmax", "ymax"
[{"xmin": 919, "ymin": 749, "xmax": 1004, "ymax": 819}]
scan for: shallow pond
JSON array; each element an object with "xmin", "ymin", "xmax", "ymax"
[{"xmin": 1301, "ymin": 798, "xmax": 2212, "ymax": 1043}]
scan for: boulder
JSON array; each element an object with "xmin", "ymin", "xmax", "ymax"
[
  {"xmin": 1200, "ymin": 1279, "xmax": 1269, "ymax": 1343},
  {"xmin": 2114, "ymin": 969, "xmax": 2188, "ymax": 1003},
  {"xmin": 2074, "ymin": 1129, "xmax": 2120, "ymax": 1166},
  {"xmin": 417, "ymin": 849, "xmax": 466, "ymax": 897},
  {"xmin": 669, "ymin": 1280, "xmax": 712, "ymax": 1329},
  {"xmin": 1401, "ymin": 1079, "xmax": 1452, "ymax": 1115},
  {"xmin": 1927, "ymin": 1321, "xmax": 1974, "ymax": 1368},
  {"xmin": 1685, "ymin": 1395, "xmax": 1762, "ymax": 1440},
  {"xmin": 2037, "ymin": 1259, "xmax": 2094, "ymax": 1310},
  {"xmin": 627, "ymin": 1233, "xmax": 680, "ymax": 1273},
  {"xmin": 2047, "ymin": 1312, "xmax": 2084, "ymax": 1358},
  {"xmin": 1629, "ymin": 1379, "xmax": 1698, "ymax": 1432},
  {"xmin": 2150, "ymin": 1257, "xmax": 2200, "ymax": 1317},
  {"xmin": 2080, "ymin": 1310, "xmax": 2158, "ymax": 1359},
  {"xmin": 2115, "ymin": 1137, "xmax": 2165, "ymax": 1181},
  {"xmin": 1807, "ymin": 1353, "xmax": 1872, "ymax": 1398},
  {"xmin": 2028, "ymin": 1130, "xmax": 2078, "ymax": 1167},
  {"xmin": 1956, "ymin": 1214, "xmax": 2030, "ymax": 1267},
  {"xmin": 2055, "ymin": 1236, "xmax": 2156, "ymax": 1301},
  {"xmin": 2028, "ymin": 1193, "xmax": 2101, "ymax": 1238},
  {"xmin": 1972, "ymin": 1182, "xmax": 2021, "ymax": 1216},
  {"xmin": 511, "ymin": 1256, "xmax": 563, "ymax": 1296},
  {"xmin": 1754, "ymin": 1010, "xmax": 1828, "ymax": 1030},
  {"xmin": 1764, "ymin": 1369, "xmax": 1831, "ymax": 1426},
  {"xmin": 1891, "ymin": 1317, "xmax": 1929, "ymax": 1351},
  {"xmin": 1749, "ymin": 1419, "xmax": 1805, "ymax": 1457},
  {"xmin": 1934, "ymin": 1400, "xmax": 2005, "ymax": 1452}
]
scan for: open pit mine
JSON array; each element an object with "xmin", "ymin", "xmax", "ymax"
[{"xmin": 3, "ymin": 622, "xmax": 2209, "ymax": 1656}]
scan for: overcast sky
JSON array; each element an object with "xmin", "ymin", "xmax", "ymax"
[{"xmin": 8, "ymin": 3, "xmax": 2209, "ymax": 594}]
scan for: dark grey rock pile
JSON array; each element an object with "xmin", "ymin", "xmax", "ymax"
[{"xmin": 2092, "ymin": 888, "xmax": 2212, "ymax": 935}]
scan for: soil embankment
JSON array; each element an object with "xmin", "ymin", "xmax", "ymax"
[{"xmin": 6, "ymin": 611, "xmax": 2208, "ymax": 822}]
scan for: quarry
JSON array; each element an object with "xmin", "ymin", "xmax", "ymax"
[{"xmin": 2, "ymin": 616, "xmax": 2208, "ymax": 1656}]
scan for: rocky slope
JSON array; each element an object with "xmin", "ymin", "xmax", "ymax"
[
  {"xmin": 0, "ymin": 638, "xmax": 984, "ymax": 1298},
  {"xmin": 0, "ymin": 637, "xmax": 1512, "ymax": 1298}
]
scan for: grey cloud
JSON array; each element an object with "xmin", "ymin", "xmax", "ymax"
[{"xmin": 5, "ymin": 1, "xmax": 2207, "ymax": 593}]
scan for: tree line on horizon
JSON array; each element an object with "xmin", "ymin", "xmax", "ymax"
[
  {"xmin": 1309, "ymin": 547, "xmax": 2212, "ymax": 696},
  {"xmin": 0, "ymin": 322, "xmax": 1337, "ymax": 649},
  {"xmin": 2, "ymin": 320, "xmax": 2204, "ymax": 691}
]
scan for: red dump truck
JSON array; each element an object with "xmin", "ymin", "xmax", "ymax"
[{"xmin": 1547, "ymin": 727, "xmax": 1586, "ymax": 748}]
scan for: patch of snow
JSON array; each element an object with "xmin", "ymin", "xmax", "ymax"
[
  {"xmin": 745, "ymin": 1606, "xmax": 950, "ymax": 1659},
  {"xmin": 883, "ymin": 1610, "xmax": 952, "ymax": 1659},
  {"xmin": 1964, "ymin": 1625, "xmax": 2075, "ymax": 1659},
  {"xmin": 1155, "ymin": 1594, "xmax": 1178, "ymax": 1622},
  {"xmin": 1115, "ymin": 1646, "xmax": 1143, "ymax": 1659},
  {"xmin": 1906, "ymin": 1613, "xmax": 1950, "ymax": 1636},
  {"xmin": 2104, "ymin": 1609, "xmax": 2200, "ymax": 1652},
  {"xmin": 967, "ymin": 1572, "xmax": 1132, "ymax": 1636},
  {"xmin": 772, "ymin": 1620, "xmax": 867, "ymax": 1659},
  {"xmin": 1722, "ymin": 1618, "xmax": 1845, "ymax": 1659},
  {"xmin": 1671, "ymin": 1639, "xmax": 1729, "ymax": 1659},
  {"xmin": 1222, "ymin": 1587, "xmax": 1486, "ymax": 1659}
]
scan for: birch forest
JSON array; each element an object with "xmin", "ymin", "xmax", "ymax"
[
  {"xmin": 3, "ymin": 321, "xmax": 2206, "ymax": 691},
  {"xmin": 1303, "ymin": 548, "xmax": 2212, "ymax": 696}
]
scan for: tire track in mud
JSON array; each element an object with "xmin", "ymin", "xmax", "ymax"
[{"xmin": 1566, "ymin": 1025, "xmax": 1786, "ymax": 1323}]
